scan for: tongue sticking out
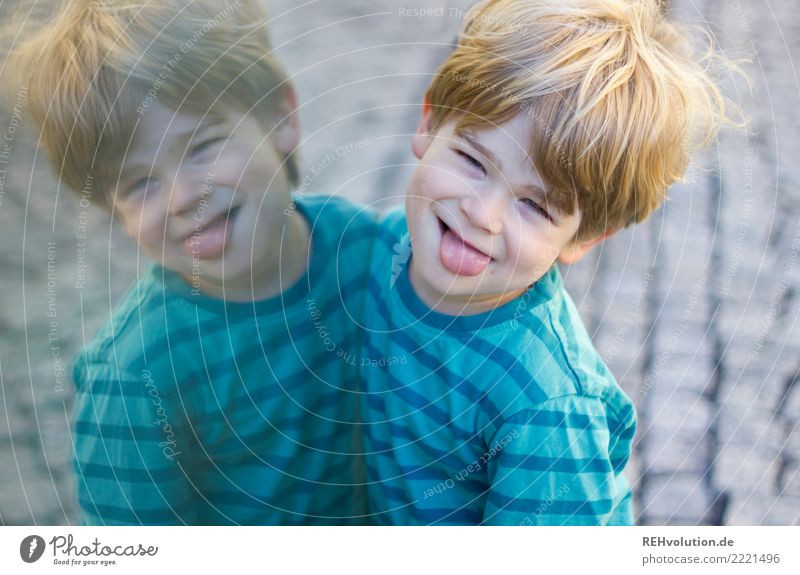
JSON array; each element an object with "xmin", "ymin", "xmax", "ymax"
[
  {"xmin": 184, "ymin": 213, "xmax": 233, "ymax": 260},
  {"xmin": 439, "ymin": 227, "xmax": 490, "ymax": 276}
]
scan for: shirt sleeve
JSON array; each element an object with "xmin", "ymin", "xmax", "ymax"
[
  {"xmin": 481, "ymin": 394, "xmax": 634, "ymax": 525},
  {"xmin": 71, "ymin": 360, "xmax": 199, "ymax": 525}
]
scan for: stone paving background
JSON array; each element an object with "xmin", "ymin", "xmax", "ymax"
[{"xmin": 0, "ymin": 0, "xmax": 797, "ymax": 525}]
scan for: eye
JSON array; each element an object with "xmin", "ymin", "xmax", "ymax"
[
  {"xmin": 191, "ymin": 137, "xmax": 225, "ymax": 161},
  {"xmin": 520, "ymin": 197, "xmax": 553, "ymax": 221},
  {"xmin": 125, "ymin": 176, "xmax": 160, "ymax": 200},
  {"xmin": 455, "ymin": 149, "xmax": 486, "ymax": 174}
]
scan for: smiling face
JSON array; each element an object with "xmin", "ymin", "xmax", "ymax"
[
  {"xmin": 111, "ymin": 98, "xmax": 304, "ymax": 301},
  {"xmin": 406, "ymin": 108, "xmax": 607, "ymax": 316}
]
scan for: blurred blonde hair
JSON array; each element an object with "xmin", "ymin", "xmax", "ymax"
[
  {"xmin": 4, "ymin": 0, "xmax": 297, "ymax": 207},
  {"xmin": 425, "ymin": 0, "xmax": 738, "ymax": 240}
]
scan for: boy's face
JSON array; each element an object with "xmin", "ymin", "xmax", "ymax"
[
  {"xmin": 406, "ymin": 109, "xmax": 604, "ymax": 315},
  {"xmin": 111, "ymin": 98, "xmax": 299, "ymax": 298}
]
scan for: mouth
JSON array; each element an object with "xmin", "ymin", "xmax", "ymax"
[
  {"xmin": 183, "ymin": 205, "xmax": 242, "ymax": 260},
  {"xmin": 436, "ymin": 215, "xmax": 492, "ymax": 276}
]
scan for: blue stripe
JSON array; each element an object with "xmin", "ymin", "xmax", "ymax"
[
  {"xmin": 502, "ymin": 408, "xmax": 598, "ymax": 430},
  {"xmin": 497, "ymin": 453, "xmax": 612, "ymax": 474},
  {"xmin": 362, "ymin": 312, "xmax": 505, "ymax": 425},
  {"xmin": 74, "ymin": 420, "xmax": 172, "ymax": 442},
  {"xmin": 79, "ymin": 462, "xmax": 185, "ymax": 482},
  {"xmin": 487, "ymin": 491, "xmax": 613, "ymax": 518}
]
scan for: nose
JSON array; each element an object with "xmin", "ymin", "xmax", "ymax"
[
  {"xmin": 167, "ymin": 173, "xmax": 206, "ymax": 217},
  {"xmin": 460, "ymin": 189, "xmax": 504, "ymax": 235}
]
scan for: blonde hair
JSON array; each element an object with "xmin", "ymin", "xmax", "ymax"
[
  {"xmin": 425, "ymin": 0, "xmax": 736, "ymax": 240},
  {"xmin": 4, "ymin": 0, "xmax": 297, "ymax": 207}
]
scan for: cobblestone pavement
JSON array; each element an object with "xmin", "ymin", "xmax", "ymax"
[{"xmin": 0, "ymin": 0, "xmax": 797, "ymax": 525}]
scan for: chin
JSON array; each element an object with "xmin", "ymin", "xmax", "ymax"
[{"xmin": 423, "ymin": 260, "xmax": 478, "ymax": 296}]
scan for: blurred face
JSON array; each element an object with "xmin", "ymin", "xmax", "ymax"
[
  {"xmin": 406, "ymin": 109, "xmax": 604, "ymax": 315},
  {"xmin": 111, "ymin": 98, "xmax": 302, "ymax": 300}
]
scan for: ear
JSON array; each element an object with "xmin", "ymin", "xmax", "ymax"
[
  {"xmin": 411, "ymin": 97, "xmax": 434, "ymax": 160},
  {"xmin": 557, "ymin": 228, "xmax": 618, "ymax": 265},
  {"xmin": 271, "ymin": 87, "xmax": 301, "ymax": 154}
]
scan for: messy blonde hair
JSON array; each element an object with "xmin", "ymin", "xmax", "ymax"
[
  {"xmin": 425, "ymin": 0, "xmax": 736, "ymax": 240},
  {"xmin": 5, "ymin": 0, "xmax": 297, "ymax": 207}
]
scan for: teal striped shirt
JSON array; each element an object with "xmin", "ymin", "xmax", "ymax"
[
  {"xmin": 72, "ymin": 194, "xmax": 376, "ymax": 525},
  {"xmin": 361, "ymin": 208, "xmax": 637, "ymax": 525}
]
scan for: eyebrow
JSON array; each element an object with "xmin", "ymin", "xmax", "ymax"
[
  {"xmin": 161, "ymin": 116, "xmax": 227, "ymax": 158},
  {"xmin": 176, "ymin": 115, "xmax": 226, "ymax": 141},
  {"xmin": 518, "ymin": 184, "xmax": 546, "ymax": 199},
  {"xmin": 459, "ymin": 130, "xmax": 501, "ymax": 171}
]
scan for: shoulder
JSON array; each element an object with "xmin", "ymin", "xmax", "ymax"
[
  {"xmin": 513, "ymin": 271, "xmax": 603, "ymax": 391},
  {"xmin": 294, "ymin": 193, "xmax": 378, "ymax": 235},
  {"xmin": 488, "ymin": 390, "xmax": 636, "ymax": 470},
  {"xmin": 497, "ymin": 270, "xmax": 635, "ymax": 431},
  {"xmin": 72, "ymin": 266, "xmax": 193, "ymax": 390},
  {"xmin": 500, "ymin": 392, "xmax": 635, "ymax": 434},
  {"xmin": 295, "ymin": 194, "xmax": 379, "ymax": 270},
  {"xmin": 378, "ymin": 204, "xmax": 407, "ymax": 233}
]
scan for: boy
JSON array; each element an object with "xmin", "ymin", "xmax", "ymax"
[
  {"xmin": 9, "ymin": 0, "xmax": 373, "ymax": 524},
  {"xmin": 361, "ymin": 0, "xmax": 728, "ymax": 524}
]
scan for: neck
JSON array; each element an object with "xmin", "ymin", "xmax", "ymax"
[{"xmin": 248, "ymin": 210, "xmax": 311, "ymax": 301}]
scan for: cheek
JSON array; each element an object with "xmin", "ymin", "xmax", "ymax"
[
  {"xmin": 411, "ymin": 167, "xmax": 458, "ymax": 203},
  {"xmin": 212, "ymin": 158, "xmax": 253, "ymax": 188},
  {"xmin": 117, "ymin": 206, "xmax": 143, "ymax": 239},
  {"xmin": 238, "ymin": 161, "xmax": 288, "ymax": 201},
  {"xmin": 406, "ymin": 170, "xmax": 429, "ymax": 203},
  {"xmin": 124, "ymin": 206, "xmax": 167, "ymax": 245},
  {"xmin": 404, "ymin": 177, "xmax": 429, "ymax": 231},
  {"xmin": 139, "ymin": 206, "xmax": 167, "ymax": 231},
  {"xmin": 507, "ymin": 232, "xmax": 558, "ymax": 276}
]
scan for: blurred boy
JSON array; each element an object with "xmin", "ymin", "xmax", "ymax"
[{"xmin": 8, "ymin": 0, "xmax": 373, "ymax": 524}]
